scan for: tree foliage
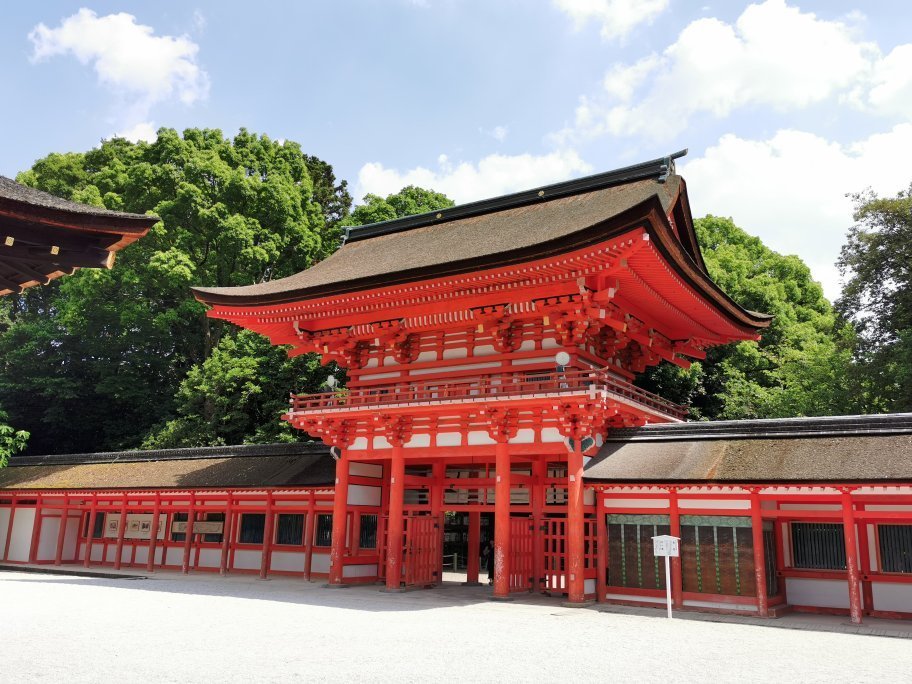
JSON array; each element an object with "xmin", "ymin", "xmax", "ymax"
[
  {"xmin": 342, "ymin": 185, "xmax": 455, "ymax": 227},
  {"xmin": 837, "ymin": 186, "xmax": 912, "ymax": 412},
  {"xmin": 638, "ymin": 216, "xmax": 858, "ymax": 420},
  {"xmin": 2, "ymin": 128, "xmax": 349, "ymax": 453}
]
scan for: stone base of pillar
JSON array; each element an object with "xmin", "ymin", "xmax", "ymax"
[{"xmin": 561, "ymin": 599, "xmax": 595, "ymax": 608}]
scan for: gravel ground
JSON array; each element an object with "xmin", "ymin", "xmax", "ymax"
[{"xmin": 1, "ymin": 570, "xmax": 910, "ymax": 683}]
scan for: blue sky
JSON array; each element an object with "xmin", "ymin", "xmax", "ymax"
[{"xmin": 3, "ymin": 1, "xmax": 912, "ymax": 299}]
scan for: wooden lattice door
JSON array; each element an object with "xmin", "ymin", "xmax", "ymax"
[
  {"xmin": 510, "ymin": 516, "xmax": 534, "ymax": 592},
  {"xmin": 404, "ymin": 514, "xmax": 441, "ymax": 587}
]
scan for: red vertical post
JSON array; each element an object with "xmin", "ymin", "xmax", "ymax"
[
  {"xmin": 385, "ymin": 445, "xmax": 406, "ymax": 591},
  {"xmin": 147, "ymin": 492, "xmax": 161, "ymax": 573},
  {"xmin": 668, "ymin": 489, "xmax": 683, "ymax": 608},
  {"xmin": 328, "ymin": 453, "xmax": 351, "ymax": 586},
  {"xmin": 3, "ymin": 497, "xmax": 17, "ymax": 562},
  {"xmin": 84, "ymin": 497, "xmax": 98, "ymax": 568},
  {"xmin": 596, "ymin": 489, "xmax": 607, "ymax": 603},
  {"xmin": 219, "ymin": 494, "xmax": 234, "ymax": 576},
  {"xmin": 532, "ymin": 457, "xmax": 546, "ymax": 592},
  {"xmin": 750, "ymin": 489, "xmax": 769, "ymax": 617},
  {"xmin": 27, "ymin": 496, "xmax": 44, "ymax": 564},
  {"xmin": 54, "ymin": 497, "xmax": 69, "ymax": 566},
  {"xmin": 566, "ymin": 440, "xmax": 586, "ymax": 604},
  {"xmin": 113, "ymin": 494, "xmax": 128, "ymax": 570},
  {"xmin": 842, "ymin": 490, "xmax": 863, "ymax": 625},
  {"xmin": 259, "ymin": 492, "xmax": 276, "ymax": 580},
  {"xmin": 181, "ymin": 494, "xmax": 196, "ymax": 575},
  {"xmin": 304, "ymin": 490, "xmax": 316, "ymax": 580},
  {"xmin": 431, "ymin": 461, "xmax": 445, "ymax": 577},
  {"xmin": 856, "ymin": 504, "xmax": 874, "ymax": 614},
  {"xmin": 464, "ymin": 511, "xmax": 481, "ymax": 585},
  {"xmin": 493, "ymin": 439, "xmax": 511, "ymax": 599}
]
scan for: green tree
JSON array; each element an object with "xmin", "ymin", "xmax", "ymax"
[
  {"xmin": 1, "ymin": 128, "xmax": 350, "ymax": 453},
  {"xmin": 638, "ymin": 215, "xmax": 858, "ymax": 419},
  {"xmin": 342, "ymin": 185, "xmax": 455, "ymax": 227},
  {"xmin": 837, "ymin": 186, "xmax": 912, "ymax": 412}
]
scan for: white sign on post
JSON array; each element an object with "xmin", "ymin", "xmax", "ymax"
[{"xmin": 652, "ymin": 534, "xmax": 680, "ymax": 619}]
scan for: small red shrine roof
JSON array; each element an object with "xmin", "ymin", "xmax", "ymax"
[
  {"xmin": 192, "ymin": 153, "xmax": 769, "ymax": 332},
  {"xmin": 0, "ymin": 176, "xmax": 158, "ymax": 295}
]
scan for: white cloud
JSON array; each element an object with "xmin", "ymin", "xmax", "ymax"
[
  {"xmin": 29, "ymin": 8, "xmax": 209, "ymax": 135},
  {"xmin": 557, "ymin": 0, "xmax": 912, "ymax": 142},
  {"xmin": 114, "ymin": 122, "xmax": 158, "ymax": 143},
  {"xmin": 683, "ymin": 125, "xmax": 912, "ymax": 300},
  {"xmin": 553, "ymin": 0, "xmax": 669, "ymax": 41},
  {"xmin": 480, "ymin": 125, "xmax": 509, "ymax": 142},
  {"xmin": 356, "ymin": 149, "xmax": 593, "ymax": 204}
]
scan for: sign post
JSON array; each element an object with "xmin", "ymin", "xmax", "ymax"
[{"xmin": 652, "ymin": 534, "xmax": 680, "ymax": 618}]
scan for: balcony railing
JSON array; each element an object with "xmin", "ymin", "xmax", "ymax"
[{"xmin": 289, "ymin": 368, "xmax": 686, "ymax": 420}]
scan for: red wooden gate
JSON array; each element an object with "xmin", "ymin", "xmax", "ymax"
[
  {"xmin": 404, "ymin": 514, "xmax": 441, "ymax": 587},
  {"xmin": 542, "ymin": 517, "xmax": 598, "ymax": 595},
  {"xmin": 510, "ymin": 516, "xmax": 534, "ymax": 592}
]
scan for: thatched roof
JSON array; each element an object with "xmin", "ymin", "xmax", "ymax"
[
  {"xmin": 585, "ymin": 414, "xmax": 912, "ymax": 483},
  {"xmin": 0, "ymin": 442, "xmax": 334, "ymax": 491}
]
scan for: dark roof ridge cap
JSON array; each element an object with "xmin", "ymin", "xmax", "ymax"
[
  {"xmin": 7, "ymin": 441, "xmax": 329, "ymax": 467},
  {"xmin": 343, "ymin": 150, "xmax": 688, "ymax": 244}
]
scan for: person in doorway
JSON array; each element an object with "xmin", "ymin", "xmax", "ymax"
[{"xmin": 482, "ymin": 539, "xmax": 495, "ymax": 585}]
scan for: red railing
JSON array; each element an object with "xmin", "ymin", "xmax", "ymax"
[{"xmin": 289, "ymin": 368, "xmax": 685, "ymax": 419}]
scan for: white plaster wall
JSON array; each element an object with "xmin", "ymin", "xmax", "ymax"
[
  {"xmin": 412, "ymin": 361, "xmax": 498, "ymax": 375},
  {"xmin": 91, "ymin": 544, "xmax": 105, "ymax": 562},
  {"xmin": 437, "ymin": 432, "xmax": 462, "ymax": 447},
  {"xmin": 373, "ymin": 436, "xmax": 392, "ymax": 450},
  {"xmin": 270, "ymin": 551, "xmax": 305, "ymax": 572},
  {"xmin": 541, "ymin": 428, "xmax": 563, "ymax": 443},
  {"xmin": 685, "ymin": 599, "xmax": 756, "ymax": 612},
  {"xmin": 62, "ymin": 516, "xmax": 79, "ymax": 561},
  {"xmin": 604, "ymin": 498, "xmax": 669, "ymax": 509},
  {"xmin": 405, "ymin": 434, "xmax": 431, "ymax": 448},
  {"xmin": 348, "ymin": 437, "xmax": 369, "ymax": 451},
  {"xmin": 197, "ymin": 549, "xmax": 221, "ymax": 568},
  {"xmin": 678, "ymin": 499, "xmax": 749, "ymax": 510},
  {"xmin": 442, "ymin": 348, "xmax": 467, "ymax": 360},
  {"xmin": 36, "ymin": 517, "xmax": 60, "ymax": 562},
  {"xmin": 348, "ymin": 485, "xmax": 381, "ymax": 506},
  {"xmin": 165, "ymin": 547, "xmax": 183, "ymax": 566},
  {"xmin": 350, "ymin": 462, "xmax": 383, "ymax": 478},
  {"xmin": 779, "ymin": 503, "xmax": 841, "ymax": 511},
  {"xmin": 584, "ymin": 489, "xmax": 595, "ymax": 506},
  {"xmin": 473, "ymin": 344, "xmax": 496, "ymax": 357},
  {"xmin": 233, "ymin": 549, "xmax": 262, "ymax": 570},
  {"xmin": 584, "ymin": 578, "xmax": 595, "ymax": 595},
  {"xmin": 467, "ymin": 431, "xmax": 495, "ymax": 446},
  {"xmin": 105, "ymin": 545, "xmax": 117, "ymax": 563},
  {"xmin": 343, "ymin": 563, "xmax": 378, "ymax": 578},
  {"xmin": 518, "ymin": 340, "xmax": 535, "ymax": 351},
  {"xmin": 7, "ymin": 508, "xmax": 35, "ymax": 562},
  {"xmin": 606, "ymin": 592, "xmax": 665, "ymax": 604},
  {"xmin": 310, "ymin": 553, "xmax": 331, "ymax": 573},
  {"xmin": 416, "ymin": 351, "xmax": 437, "ymax": 363},
  {"xmin": 541, "ymin": 338, "xmax": 559, "ymax": 349},
  {"xmin": 785, "ymin": 577, "xmax": 849, "ymax": 609},
  {"xmin": 864, "ymin": 505, "xmax": 912, "ymax": 511},
  {"xmin": 509, "ymin": 429, "xmax": 535, "ymax": 445},
  {"xmin": 872, "ymin": 582, "xmax": 912, "ymax": 613},
  {"xmin": 0, "ymin": 508, "xmax": 10, "ymax": 559}
]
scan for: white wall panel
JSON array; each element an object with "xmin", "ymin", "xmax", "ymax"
[{"xmin": 785, "ymin": 577, "xmax": 849, "ymax": 609}]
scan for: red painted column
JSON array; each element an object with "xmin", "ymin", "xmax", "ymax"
[
  {"xmin": 219, "ymin": 494, "xmax": 234, "ymax": 576},
  {"xmin": 114, "ymin": 494, "xmax": 128, "ymax": 570},
  {"xmin": 532, "ymin": 457, "xmax": 546, "ymax": 593},
  {"xmin": 566, "ymin": 439, "xmax": 586, "ymax": 604},
  {"xmin": 329, "ymin": 454, "xmax": 351, "ymax": 586},
  {"xmin": 842, "ymin": 490, "xmax": 863, "ymax": 625},
  {"xmin": 595, "ymin": 489, "xmax": 607, "ymax": 603},
  {"xmin": 304, "ymin": 491, "xmax": 316, "ymax": 581},
  {"xmin": 147, "ymin": 493, "xmax": 161, "ymax": 573},
  {"xmin": 431, "ymin": 461, "xmax": 445, "ymax": 577},
  {"xmin": 385, "ymin": 445, "xmax": 406, "ymax": 591},
  {"xmin": 856, "ymin": 504, "xmax": 874, "ymax": 614},
  {"xmin": 464, "ymin": 511, "xmax": 481, "ymax": 585},
  {"xmin": 54, "ymin": 498, "xmax": 69, "ymax": 566},
  {"xmin": 84, "ymin": 498, "xmax": 98, "ymax": 568},
  {"xmin": 750, "ymin": 489, "xmax": 769, "ymax": 617},
  {"xmin": 181, "ymin": 494, "xmax": 196, "ymax": 575},
  {"xmin": 493, "ymin": 439, "xmax": 511, "ymax": 599},
  {"xmin": 668, "ymin": 489, "xmax": 683, "ymax": 608},
  {"xmin": 259, "ymin": 492, "xmax": 275, "ymax": 580},
  {"xmin": 3, "ymin": 497, "xmax": 17, "ymax": 562},
  {"xmin": 27, "ymin": 496, "xmax": 44, "ymax": 564}
]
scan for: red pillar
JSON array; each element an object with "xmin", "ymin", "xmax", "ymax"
[
  {"xmin": 181, "ymin": 494, "xmax": 196, "ymax": 575},
  {"xmin": 113, "ymin": 494, "xmax": 128, "ymax": 570},
  {"xmin": 493, "ymin": 439, "xmax": 512, "ymax": 599},
  {"xmin": 856, "ymin": 504, "xmax": 874, "ymax": 614},
  {"xmin": 83, "ymin": 498, "xmax": 98, "ymax": 568},
  {"xmin": 566, "ymin": 439, "xmax": 586, "ymax": 604},
  {"xmin": 532, "ymin": 457, "xmax": 546, "ymax": 593},
  {"xmin": 464, "ymin": 511, "xmax": 481, "ymax": 586},
  {"xmin": 219, "ymin": 494, "xmax": 234, "ymax": 576},
  {"xmin": 750, "ymin": 489, "xmax": 769, "ymax": 617},
  {"xmin": 842, "ymin": 490, "xmax": 863, "ymax": 624},
  {"xmin": 668, "ymin": 489, "xmax": 683, "ymax": 608},
  {"xmin": 54, "ymin": 498, "xmax": 69, "ymax": 566},
  {"xmin": 385, "ymin": 445, "xmax": 406, "ymax": 591},
  {"xmin": 595, "ymin": 489, "xmax": 607, "ymax": 603},
  {"xmin": 27, "ymin": 496, "xmax": 44, "ymax": 564},
  {"xmin": 260, "ymin": 492, "xmax": 275, "ymax": 580},
  {"xmin": 431, "ymin": 461, "xmax": 445, "ymax": 577},
  {"xmin": 304, "ymin": 491, "xmax": 316, "ymax": 581},
  {"xmin": 147, "ymin": 493, "xmax": 161, "ymax": 573},
  {"xmin": 328, "ymin": 454, "xmax": 351, "ymax": 586},
  {"xmin": 3, "ymin": 497, "xmax": 17, "ymax": 562}
]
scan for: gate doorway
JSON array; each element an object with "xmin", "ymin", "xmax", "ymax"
[
  {"xmin": 510, "ymin": 516, "xmax": 534, "ymax": 592},
  {"xmin": 403, "ymin": 513, "xmax": 442, "ymax": 588}
]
